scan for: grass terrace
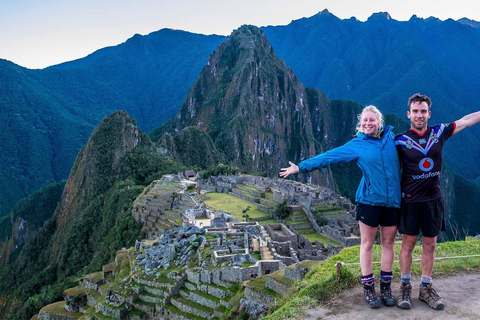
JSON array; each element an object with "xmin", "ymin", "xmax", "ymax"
[
  {"xmin": 204, "ymin": 193, "xmax": 270, "ymax": 220},
  {"xmin": 248, "ymin": 276, "xmax": 281, "ymax": 298},
  {"xmin": 63, "ymin": 286, "xmax": 87, "ymax": 297},
  {"xmin": 237, "ymin": 184, "xmax": 260, "ymax": 193},
  {"xmin": 302, "ymin": 233, "xmax": 342, "ymax": 246},
  {"xmin": 40, "ymin": 301, "xmax": 83, "ymax": 318}
]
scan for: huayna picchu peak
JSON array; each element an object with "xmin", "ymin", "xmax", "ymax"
[{"xmin": 158, "ymin": 25, "xmax": 365, "ymax": 187}]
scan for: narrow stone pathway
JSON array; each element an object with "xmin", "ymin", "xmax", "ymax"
[
  {"xmin": 252, "ymin": 238, "xmax": 260, "ymax": 252},
  {"xmin": 260, "ymin": 226, "xmax": 274, "ymax": 260}
]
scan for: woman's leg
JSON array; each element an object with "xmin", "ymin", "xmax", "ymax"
[
  {"xmin": 380, "ymin": 225, "xmax": 397, "ymax": 272},
  {"xmin": 379, "ymin": 225, "xmax": 398, "ymax": 306},
  {"xmin": 359, "ymin": 221, "xmax": 381, "ymax": 308},
  {"xmin": 359, "ymin": 221, "xmax": 378, "ymax": 275}
]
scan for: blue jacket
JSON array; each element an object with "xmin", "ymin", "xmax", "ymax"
[{"xmin": 298, "ymin": 126, "xmax": 401, "ymax": 208}]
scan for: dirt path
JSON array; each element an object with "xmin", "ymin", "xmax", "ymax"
[{"xmin": 305, "ymin": 273, "xmax": 480, "ymax": 320}]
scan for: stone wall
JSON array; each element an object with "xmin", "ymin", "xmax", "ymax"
[
  {"xmin": 229, "ymin": 191, "xmax": 260, "ymax": 203},
  {"xmin": 320, "ymin": 226, "xmax": 360, "ymax": 246},
  {"xmin": 97, "ymin": 302, "xmax": 128, "ymax": 319},
  {"xmin": 265, "ymin": 276, "xmax": 290, "ymax": 295},
  {"xmin": 244, "ymin": 286, "xmax": 276, "ymax": 305},
  {"xmin": 284, "ymin": 264, "xmax": 312, "ymax": 282},
  {"xmin": 38, "ymin": 313, "xmax": 79, "ymax": 320},
  {"xmin": 259, "ymin": 260, "xmax": 284, "ymax": 275}
]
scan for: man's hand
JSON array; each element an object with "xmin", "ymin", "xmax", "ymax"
[{"xmin": 279, "ymin": 161, "xmax": 299, "ymax": 178}]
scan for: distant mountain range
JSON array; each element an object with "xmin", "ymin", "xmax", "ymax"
[
  {"xmin": 0, "ymin": 30, "xmax": 224, "ymax": 216},
  {"xmin": 1, "ymin": 10, "xmax": 480, "ymax": 216}
]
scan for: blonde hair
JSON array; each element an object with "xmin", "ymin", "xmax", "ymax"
[{"xmin": 355, "ymin": 105, "xmax": 384, "ymax": 135}]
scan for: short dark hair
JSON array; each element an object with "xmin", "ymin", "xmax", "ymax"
[{"xmin": 408, "ymin": 93, "xmax": 432, "ymax": 111}]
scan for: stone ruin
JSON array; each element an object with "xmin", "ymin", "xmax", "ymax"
[
  {"xmin": 265, "ymin": 223, "xmax": 343, "ymax": 266},
  {"xmin": 201, "ymin": 174, "xmax": 361, "ymax": 246}
]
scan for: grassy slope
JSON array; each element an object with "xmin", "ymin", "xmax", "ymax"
[{"xmin": 263, "ymin": 238, "xmax": 480, "ymax": 320}]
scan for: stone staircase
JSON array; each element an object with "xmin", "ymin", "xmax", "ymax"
[{"xmin": 260, "ymin": 227, "xmax": 274, "ymax": 260}]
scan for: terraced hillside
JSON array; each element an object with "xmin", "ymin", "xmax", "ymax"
[{"xmin": 132, "ymin": 179, "xmax": 198, "ymax": 239}]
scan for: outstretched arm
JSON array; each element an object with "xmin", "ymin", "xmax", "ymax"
[
  {"xmin": 454, "ymin": 110, "xmax": 480, "ymax": 135},
  {"xmin": 279, "ymin": 140, "xmax": 358, "ymax": 178},
  {"xmin": 279, "ymin": 161, "xmax": 299, "ymax": 179}
]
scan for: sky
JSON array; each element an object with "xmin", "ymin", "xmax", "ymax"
[{"xmin": 1, "ymin": 0, "xmax": 480, "ymax": 69}]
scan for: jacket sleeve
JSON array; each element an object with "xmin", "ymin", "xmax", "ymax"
[{"xmin": 298, "ymin": 140, "xmax": 359, "ymax": 173}]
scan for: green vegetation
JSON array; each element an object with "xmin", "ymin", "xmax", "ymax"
[
  {"xmin": 248, "ymin": 276, "xmax": 281, "ymax": 298},
  {"xmin": 302, "ymin": 233, "xmax": 341, "ymax": 246},
  {"xmin": 165, "ymin": 304, "xmax": 205, "ymax": 320},
  {"xmin": 192, "ymin": 289, "xmax": 220, "ymax": 303},
  {"xmin": 159, "ymin": 126, "xmax": 223, "ymax": 169},
  {"xmin": 202, "ymin": 163, "xmax": 239, "ymax": 178},
  {"xmin": 176, "ymin": 296, "xmax": 214, "ymax": 313},
  {"xmin": 39, "ymin": 301, "xmax": 83, "ymax": 318},
  {"xmin": 242, "ymin": 205, "xmax": 251, "ymax": 222},
  {"xmin": 0, "ymin": 181, "xmax": 65, "ymax": 264},
  {"xmin": 63, "ymin": 286, "xmax": 87, "ymax": 297},
  {"xmin": 204, "ymin": 193, "xmax": 270, "ymax": 220},
  {"xmin": 273, "ymin": 200, "xmax": 292, "ymax": 220},
  {"xmin": 311, "ymin": 207, "xmax": 328, "ymax": 227}
]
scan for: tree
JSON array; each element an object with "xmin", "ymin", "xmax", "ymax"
[
  {"xmin": 242, "ymin": 206, "xmax": 251, "ymax": 222},
  {"xmin": 273, "ymin": 200, "xmax": 291, "ymax": 220}
]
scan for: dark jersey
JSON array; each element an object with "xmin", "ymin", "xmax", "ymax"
[{"xmin": 394, "ymin": 123, "xmax": 456, "ymax": 203}]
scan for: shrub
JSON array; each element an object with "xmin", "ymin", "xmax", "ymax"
[{"xmin": 274, "ymin": 200, "xmax": 291, "ymax": 220}]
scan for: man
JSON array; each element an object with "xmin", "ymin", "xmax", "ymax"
[{"xmin": 394, "ymin": 93, "xmax": 480, "ymax": 310}]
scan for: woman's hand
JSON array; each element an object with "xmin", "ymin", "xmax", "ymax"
[{"xmin": 279, "ymin": 161, "xmax": 299, "ymax": 178}]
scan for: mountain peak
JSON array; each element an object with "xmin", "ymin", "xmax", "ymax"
[
  {"xmin": 228, "ymin": 25, "xmax": 270, "ymax": 49},
  {"xmin": 171, "ymin": 25, "xmax": 320, "ymax": 176},
  {"xmin": 368, "ymin": 12, "xmax": 392, "ymax": 21},
  {"xmin": 457, "ymin": 17, "xmax": 480, "ymax": 28},
  {"xmin": 409, "ymin": 14, "xmax": 421, "ymax": 22},
  {"xmin": 318, "ymin": 9, "xmax": 332, "ymax": 16},
  {"xmin": 55, "ymin": 110, "xmax": 146, "ymax": 232}
]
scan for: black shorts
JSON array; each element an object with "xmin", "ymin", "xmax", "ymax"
[
  {"xmin": 355, "ymin": 203, "xmax": 400, "ymax": 228},
  {"xmin": 399, "ymin": 198, "xmax": 445, "ymax": 238}
]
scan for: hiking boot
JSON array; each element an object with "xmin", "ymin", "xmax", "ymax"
[
  {"xmin": 363, "ymin": 283, "xmax": 381, "ymax": 308},
  {"xmin": 380, "ymin": 281, "xmax": 395, "ymax": 307},
  {"xmin": 396, "ymin": 283, "xmax": 412, "ymax": 309},
  {"xmin": 419, "ymin": 284, "xmax": 445, "ymax": 310}
]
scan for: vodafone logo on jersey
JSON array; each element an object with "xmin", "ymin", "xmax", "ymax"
[{"xmin": 419, "ymin": 158, "xmax": 434, "ymax": 172}]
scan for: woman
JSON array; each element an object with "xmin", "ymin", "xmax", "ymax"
[{"xmin": 279, "ymin": 106, "xmax": 400, "ymax": 308}]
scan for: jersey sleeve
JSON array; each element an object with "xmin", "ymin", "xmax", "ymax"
[
  {"xmin": 439, "ymin": 122, "xmax": 456, "ymax": 142},
  {"xmin": 298, "ymin": 139, "xmax": 359, "ymax": 173}
]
